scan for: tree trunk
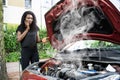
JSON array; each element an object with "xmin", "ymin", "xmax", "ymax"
[{"xmin": 0, "ymin": 0, "xmax": 8, "ymax": 79}]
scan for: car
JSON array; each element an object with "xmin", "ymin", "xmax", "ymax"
[{"xmin": 21, "ymin": 0, "xmax": 120, "ymax": 80}]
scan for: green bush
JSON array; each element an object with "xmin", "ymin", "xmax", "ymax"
[
  {"xmin": 5, "ymin": 51, "xmax": 21, "ymax": 62},
  {"xmin": 4, "ymin": 23, "xmax": 20, "ymax": 53}
]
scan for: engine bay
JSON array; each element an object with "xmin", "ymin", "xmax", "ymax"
[
  {"xmin": 25, "ymin": 53, "xmax": 120, "ymax": 80},
  {"xmin": 22, "ymin": 48, "xmax": 120, "ymax": 80}
]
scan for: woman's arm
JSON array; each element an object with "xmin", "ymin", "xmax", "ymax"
[
  {"xmin": 36, "ymin": 31, "xmax": 41, "ymax": 43},
  {"xmin": 17, "ymin": 21, "xmax": 30, "ymax": 42},
  {"xmin": 36, "ymin": 31, "xmax": 49, "ymax": 43},
  {"xmin": 16, "ymin": 28, "xmax": 29, "ymax": 42}
]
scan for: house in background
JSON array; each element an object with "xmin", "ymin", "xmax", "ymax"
[{"xmin": 3, "ymin": 0, "xmax": 60, "ymax": 28}]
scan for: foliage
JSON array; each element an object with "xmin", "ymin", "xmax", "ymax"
[
  {"xmin": 4, "ymin": 23, "xmax": 20, "ymax": 52},
  {"xmin": 39, "ymin": 43, "xmax": 56, "ymax": 59},
  {"xmin": 5, "ymin": 52, "xmax": 21, "ymax": 62},
  {"xmin": 90, "ymin": 40, "xmax": 120, "ymax": 48}
]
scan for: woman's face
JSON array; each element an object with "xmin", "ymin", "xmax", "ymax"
[{"xmin": 25, "ymin": 14, "xmax": 33, "ymax": 25}]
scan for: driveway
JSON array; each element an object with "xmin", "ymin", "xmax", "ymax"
[
  {"xmin": 6, "ymin": 59, "xmax": 49, "ymax": 80},
  {"xmin": 6, "ymin": 62, "xmax": 21, "ymax": 80}
]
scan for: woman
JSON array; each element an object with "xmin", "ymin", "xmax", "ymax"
[{"xmin": 16, "ymin": 11, "xmax": 47, "ymax": 70}]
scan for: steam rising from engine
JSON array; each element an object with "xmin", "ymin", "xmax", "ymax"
[
  {"xmin": 51, "ymin": 0, "xmax": 103, "ymax": 70},
  {"xmin": 60, "ymin": 1, "xmax": 100, "ymax": 44}
]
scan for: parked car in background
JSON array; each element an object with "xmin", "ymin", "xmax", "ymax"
[{"xmin": 21, "ymin": 0, "xmax": 120, "ymax": 80}]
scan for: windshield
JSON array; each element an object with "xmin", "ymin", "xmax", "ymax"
[
  {"xmin": 109, "ymin": 0, "xmax": 120, "ymax": 12},
  {"xmin": 55, "ymin": 40, "xmax": 120, "ymax": 63},
  {"xmin": 63, "ymin": 40, "xmax": 120, "ymax": 51}
]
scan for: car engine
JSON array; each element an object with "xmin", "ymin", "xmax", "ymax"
[{"xmin": 24, "ymin": 48, "xmax": 120, "ymax": 80}]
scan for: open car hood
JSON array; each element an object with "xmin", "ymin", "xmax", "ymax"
[{"xmin": 45, "ymin": 0, "xmax": 120, "ymax": 50}]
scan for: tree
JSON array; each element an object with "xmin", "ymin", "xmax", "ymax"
[{"xmin": 0, "ymin": 0, "xmax": 8, "ymax": 79}]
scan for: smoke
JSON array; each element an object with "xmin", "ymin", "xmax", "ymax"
[
  {"xmin": 60, "ymin": 1, "xmax": 98, "ymax": 45},
  {"xmin": 52, "ymin": 0, "xmax": 104, "ymax": 69},
  {"xmin": 47, "ymin": 0, "xmax": 106, "ymax": 67}
]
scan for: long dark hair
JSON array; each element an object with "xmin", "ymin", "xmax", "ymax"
[{"xmin": 19, "ymin": 11, "xmax": 38, "ymax": 31}]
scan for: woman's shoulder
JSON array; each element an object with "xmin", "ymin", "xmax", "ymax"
[
  {"xmin": 16, "ymin": 25, "xmax": 25, "ymax": 32},
  {"xmin": 35, "ymin": 25, "xmax": 39, "ymax": 31}
]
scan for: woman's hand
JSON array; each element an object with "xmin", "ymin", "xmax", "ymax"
[
  {"xmin": 42, "ymin": 37, "xmax": 49, "ymax": 43},
  {"xmin": 25, "ymin": 21, "xmax": 30, "ymax": 31}
]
